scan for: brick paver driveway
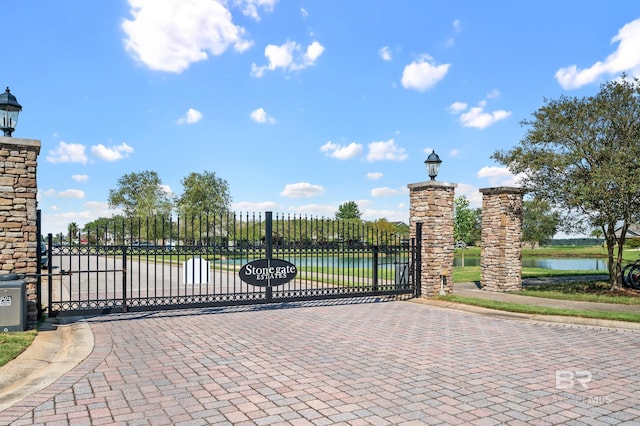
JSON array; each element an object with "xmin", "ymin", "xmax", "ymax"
[{"xmin": 3, "ymin": 300, "xmax": 640, "ymax": 425}]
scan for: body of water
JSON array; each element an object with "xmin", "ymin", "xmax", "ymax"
[
  {"xmin": 454, "ymin": 257, "xmax": 607, "ymax": 271},
  {"xmin": 221, "ymin": 256, "xmax": 607, "ymax": 271}
]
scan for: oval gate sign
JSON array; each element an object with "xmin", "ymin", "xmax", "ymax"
[{"xmin": 239, "ymin": 258, "xmax": 297, "ymax": 287}]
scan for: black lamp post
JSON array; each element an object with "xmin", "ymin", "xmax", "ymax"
[
  {"xmin": 424, "ymin": 150, "xmax": 442, "ymax": 181},
  {"xmin": 0, "ymin": 87, "xmax": 22, "ymax": 137}
]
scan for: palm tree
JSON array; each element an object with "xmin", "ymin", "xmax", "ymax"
[{"xmin": 68, "ymin": 222, "xmax": 79, "ymax": 244}]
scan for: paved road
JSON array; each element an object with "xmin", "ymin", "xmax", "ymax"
[{"xmin": 2, "ymin": 299, "xmax": 640, "ymax": 425}]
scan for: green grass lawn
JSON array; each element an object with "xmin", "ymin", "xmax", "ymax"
[
  {"xmin": 448, "ymin": 247, "xmax": 640, "ymax": 322},
  {"xmin": 518, "ymin": 280, "xmax": 640, "ymax": 304},
  {"xmin": 452, "ymin": 266, "xmax": 604, "ymax": 283},
  {"xmin": 0, "ymin": 330, "xmax": 37, "ymax": 367},
  {"xmin": 436, "ymin": 295, "xmax": 640, "ymax": 323}
]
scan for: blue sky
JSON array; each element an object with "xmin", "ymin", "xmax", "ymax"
[{"xmin": 4, "ymin": 1, "xmax": 640, "ymax": 235}]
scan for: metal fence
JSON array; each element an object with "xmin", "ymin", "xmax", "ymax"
[{"xmin": 38, "ymin": 212, "xmax": 420, "ymax": 317}]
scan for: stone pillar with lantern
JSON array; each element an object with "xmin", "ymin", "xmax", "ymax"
[
  {"xmin": 0, "ymin": 87, "xmax": 42, "ymax": 326},
  {"xmin": 408, "ymin": 150, "xmax": 457, "ymax": 297}
]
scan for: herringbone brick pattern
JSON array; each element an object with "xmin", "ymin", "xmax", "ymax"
[{"xmin": 2, "ymin": 300, "xmax": 639, "ymax": 425}]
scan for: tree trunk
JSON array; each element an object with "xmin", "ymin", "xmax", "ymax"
[{"xmin": 606, "ymin": 222, "xmax": 628, "ymax": 290}]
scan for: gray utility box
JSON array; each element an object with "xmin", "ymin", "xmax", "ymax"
[{"xmin": 0, "ymin": 273, "xmax": 26, "ymax": 332}]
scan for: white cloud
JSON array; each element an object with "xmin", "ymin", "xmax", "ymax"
[
  {"xmin": 41, "ymin": 201, "xmax": 114, "ymax": 235},
  {"xmin": 486, "ymin": 89, "xmax": 500, "ymax": 99},
  {"xmin": 42, "ymin": 189, "xmax": 85, "ymax": 199},
  {"xmin": 177, "ymin": 108, "xmax": 203, "ymax": 125},
  {"xmin": 456, "ymin": 183, "xmax": 482, "ymax": 208},
  {"xmin": 303, "ymin": 41, "xmax": 325, "ymax": 64},
  {"xmin": 250, "ymin": 107, "xmax": 276, "ymax": 124},
  {"xmin": 91, "ymin": 142, "xmax": 134, "ymax": 161},
  {"xmin": 367, "ymin": 139, "xmax": 408, "ymax": 162},
  {"xmin": 371, "ymin": 187, "xmax": 403, "ymax": 197},
  {"xmin": 85, "ymin": 201, "xmax": 112, "ymax": 214},
  {"xmin": 300, "ymin": 8, "xmax": 308, "ymax": 19},
  {"xmin": 444, "ymin": 19, "xmax": 462, "ymax": 48},
  {"xmin": 46, "ymin": 142, "xmax": 88, "ymax": 164},
  {"xmin": 448, "ymin": 101, "xmax": 467, "ymax": 114},
  {"xmin": 555, "ymin": 18, "xmax": 640, "ymax": 89},
  {"xmin": 72, "ymin": 174, "xmax": 89, "ymax": 182},
  {"xmin": 122, "ymin": 0, "xmax": 252, "ymax": 73},
  {"xmin": 361, "ymin": 208, "xmax": 408, "ymax": 223},
  {"xmin": 251, "ymin": 40, "xmax": 324, "ymax": 77},
  {"xmin": 320, "ymin": 141, "xmax": 363, "ymax": 160},
  {"xmin": 232, "ymin": 200, "xmax": 281, "ymax": 212},
  {"xmin": 449, "ymin": 148, "xmax": 460, "ymax": 157},
  {"xmin": 236, "ymin": 0, "xmax": 277, "ymax": 21},
  {"xmin": 452, "ymin": 19, "xmax": 461, "ymax": 33},
  {"xmin": 401, "ymin": 55, "xmax": 450, "ymax": 92},
  {"xmin": 379, "ymin": 46, "xmax": 392, "ymax": 61},
  {"xmin": 450, "ymin": 100, "xmax": 511, "ymax": 129},
  {"xmin": 367, "ymin": 172, "xmax": 383, "ymax": 180},
  {"xmin": 160, "ymin": 185, "xmax": 174, "ymax": 198},
  {"xmin": 280, "ymin": 182, "xmax": 325, "ymax": 198},
  {"xmin": 477, "ymin": 166, "xmax": 523, "ymax": 186},
  {"xmin": 286, "ymin": 203, "xmax": 336, "ymax": 217},
  {"xmin": 459, "ymin": 107, "xmax": 511, "ymax": 129}
]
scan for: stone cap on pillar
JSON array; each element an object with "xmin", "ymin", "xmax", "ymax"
[
  {"xmin": 0, "ymin": 136, "xmax": 41, "ymax": 154},
  {"xmin": 479, "ymin": 186, "xmax": 525, "ymax": 195},
  {"xmin": 408, "ymin": 181, "xmax": 458, "ymax": 190}
]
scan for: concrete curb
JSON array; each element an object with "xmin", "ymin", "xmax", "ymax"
[
  {"xmin": 409, "ymin": 298, "xmax": 640, "ymax": 331},
  {"xmin": 0, "ymin": 318, "xmax": 94, "ymax": 412}
]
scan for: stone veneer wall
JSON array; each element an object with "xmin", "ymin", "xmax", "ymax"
[
  {"xmin": 479, "ymin": 187, "xmax": 525, "ymax": 292},
  {"xmin": 408, "ymin": 181, "xmax": 457, "ymax": 297},
  {"xmin": 0, "ymin": 136, "xmax": 41, "ymax": 326}
]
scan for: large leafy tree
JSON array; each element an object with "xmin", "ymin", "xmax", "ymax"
[
  {"xmin": 522, "ymin": 198, "xmax": 560, "ymax": 248},
  {"xmin": 368, "ymin": 218, "xmax": 397, "ymax": 245},
  {"xmin": 176, "ymin": 171, "xmax": 231, "ymax": 217},
  {"xmin": 108, "ymin": 170, "xmax": 173, "ymax": 235},
  {"xmin": 454, "ymin": 196, "xmax": 481, "ymax": 246},
  {"xmin": 108, "ymin": 171, "xmax": 173, "ymax": 219},
  {"xmin": 335, "ymin": 201, "xmax": 362, "ymax": 220},
  {"xmin": 492, "ymin": 76, "xmax": 640, "ymax": 288},
  {"xmin": 174, "ymin": 171, "xmax": 232, "ymax": 245}
]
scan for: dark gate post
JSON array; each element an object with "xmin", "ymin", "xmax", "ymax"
[
  {"xmin": 414, "ymin": 222, "xmax": 422, "ymax": 297},
  {"xmin": 122, "ymin": 247, "xmax": 128, "ymax": 312},
  {"xmin": 36, "ymin": 210, "xmax": 42, "ymax": 320},
  {"xmin": 372, "ymin": 245, "xmax": 379, "ymax": 292},
  {"xmin": 265, "ymin": 211, "xmax": 273, "ymax": 302}
]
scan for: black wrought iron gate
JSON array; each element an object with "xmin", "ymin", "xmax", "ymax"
[{"xmin": 38, "ymin": 212, "xmax": 420, "ymax": 317}]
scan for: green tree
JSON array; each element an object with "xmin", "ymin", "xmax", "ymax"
[
  {"xmin": 492, "ymin": 76, "xmax": 640, "ymax": 289},
  {"xmin": 454, "ymin": 196, "xmax": 481, "ymax": 246},
  {"xmin": 108, "ymin": 171, "xmax": 173, "ymax": 218},
  {"xmin": 67, "ymin": 222, "xmax": 79, "ymax": 243},
  {"xmin": 368, "ymin": 218, "xmax": 398, "ymax": 245},
  {"xmin": 590, "ymin": 228, "xmax": 603, "ymax": 246},
  {"xmin": 173, "ymin": 171, "xmax": 231, "ymax": 245},
  {"xmin": 335, "ymin": 201, "xmax": 362, "ymax": 220},
  {"xmin": 176, "ymin": 171, "xmax": 231, "ymax": 218},
  {"xmin": 522, "ymin": 198, "xmax": 560, "ymax": 248}
]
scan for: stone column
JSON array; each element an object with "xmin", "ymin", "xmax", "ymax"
[
  {"xmin": 408, "ymin": 181, "xmax": 457, "ymax": 297},
  {"xmin": 0, "ymin": 136, "xmax": 41, "ymax": 325},
  {"xmin": 479, "ymin": 187, "xmax": 525, "ymax": 292}
]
